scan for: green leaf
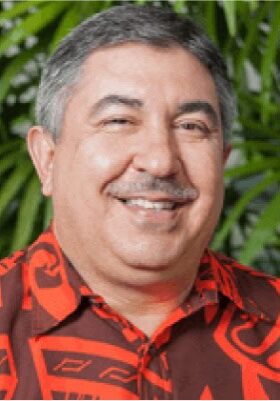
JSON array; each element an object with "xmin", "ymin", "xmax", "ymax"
[
  {"xmin": 205, "ymin": 1, "xmax": 217, "ymax": 43},
  {"xmin": 0, "ymin": 149, "xmax": 25, "ymax": 176},
  {"xmin": 49, "ymin": 3, "xmax": 83, "ymax": 53},
  {"xmin": 0, "ymin": 117, "xmax": 8, "ymax": 142},
  {"xmin": 0, "ymin": 47, "xmax": 38, "ymax": 103},
  {"xmin": 248, "ymin": 1, "xmax": 259, "ymax": 13},
  {"xmin": 239, "ymin": 118, "xmax": 280, "ymax": 139},
  {"xmin": 134, "ymin": 0, "xmax": 149, "ymax": 4},
  {"xmin": 43, "ymin": 197, "xmax": 53, "ymax": 229},
  {"xmin": 260, "ymin": 2, "xmax": 280, "ymax": 123},
  {"xmin": 11, "ymin": 115, "xmax": 32, "ymax": 137},
  {"xmin": 10, "ymin": 173, "xmax": 42, "ymax": 252},
  {"xmin": 0, "ymin": 158, "xmax": 33, "ymax": 221},
  {"xmin": 212, "ymin": 172, "xmax": 280, "ymax": 250},
  {"xmin": 225, "ymin": 158, "xmax": 280, "ymax": 179},
  {"xmin": 239, "ymin": 93, "xmax": 280, "ymax": 116},
  {"xmin": 222, "ymin": 0, "xmax": 236, "ymax": 36},
  {"xmin": 239, "ymin": 189, "xmax": 280, "ymax": 264},
  {"xmin": 173, "ymin": 0, "xmax": 187, "ymax": 14},
  {"xmin": 0, "ymin": 139, "xmax": 23, "ymax": 157},
  {"xmin": 233, "ymin": 141, "xmax": 280, "ymax": 153},
  {"xmin": 235, "ymin": 3, "xmax": 269, "ymax": 87},
  {"xmin": 0, "ymin": 1, "xmax": 68, "ymax": 57},
  {"xmin": 0, "ymin": 1, "xmax": 44, "ymax": 23}
]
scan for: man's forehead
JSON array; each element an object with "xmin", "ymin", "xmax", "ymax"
[
  {"xmin": 77, "ymin": 43, "xmax": 217, "ymax": 100},
  {"xmin": 81, "ymin": 42, "xmax": 209, "ymax": 76}
]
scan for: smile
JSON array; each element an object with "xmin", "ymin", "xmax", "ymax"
[
  {"xmin": 114, "ymin": 195, "xmax": 192, "ymax": 228},
  {"xmin": 121, "ymin": 198, "xmax": 176, "ymax": 210},
  {"xmin": 116, "ymin": 194, "xmax": 193, "ymax": 215}
]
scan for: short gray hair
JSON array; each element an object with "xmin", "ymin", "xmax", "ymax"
[{"xmin": 36, "ymin": 4, "xmax": 236, "ymax": 142}]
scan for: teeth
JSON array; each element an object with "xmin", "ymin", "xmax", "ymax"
[{"xmin": 124, "ymin": 199, "xmax": 175, "ymax": 210}]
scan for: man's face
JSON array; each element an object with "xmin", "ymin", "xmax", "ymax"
[{"xmin": 31, "ymin": 44, "xmax": 228, "ymax": 284}]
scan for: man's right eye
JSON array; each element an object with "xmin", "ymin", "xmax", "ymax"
[{"xmin": 98, "ymin": 117, "xmax": 137, "ymax": 134}]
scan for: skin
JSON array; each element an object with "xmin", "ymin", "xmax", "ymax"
[{"xmin": 28, "ymin": 44, "xmax": 230, "ymax": 336}]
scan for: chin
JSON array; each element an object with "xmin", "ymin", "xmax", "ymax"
[
  {"xmin": 111, "ymin": 236, "xmax": 186, "ymax": 271},
  {"xmin": 124, "ymin": 255, "xmax": 174, "ymax": 271}
]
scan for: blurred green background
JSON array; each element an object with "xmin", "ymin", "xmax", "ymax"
[{"xmin": 0, "ymin": 0, "xmax": 279, "ymax": 274}]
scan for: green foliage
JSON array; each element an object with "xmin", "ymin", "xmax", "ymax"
[
  {"xmin": 0, "ymin": 0, "xmax": 279, "ymax": 274},
  {"xmin": 0, "ymin": 2, "xmax": 69, "ymax": 56},
  {"xmin": 222, "ymin": 0, "xmax": 236, "ymax": 36}
]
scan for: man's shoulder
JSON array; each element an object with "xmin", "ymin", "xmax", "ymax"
[
  {"xmin": 0, "ymin": 225, "xmax": 57, "ymax": 280},
  {"xmin": 209, "ymin": 250, "xmax": 280, "ymax": 322},
  {"xmin": 0, "ymin": 248, "xmax": 29, "ymax": 325},
  {"xmin": 212, "ymin": 249, "xmax": 280, "ymax": 288},
  {"xmin": 0, "ymin": 248, "xmax": 28, "ymax": 300},
  {"xmin": 0, "ymin": 248, "xmax": 26, "ymax": 276}
]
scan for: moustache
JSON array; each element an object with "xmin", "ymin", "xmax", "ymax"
[{"xmin": 106, "ymin": 173, "xmax": 199, "ymax": 201}]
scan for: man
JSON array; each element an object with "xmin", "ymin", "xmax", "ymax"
[{"xmin": 0, "ymin": 4, "xmax": 279, "ymax": 399}]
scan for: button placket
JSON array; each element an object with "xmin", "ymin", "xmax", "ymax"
[
  {"xmin": 137, "ymin": 341, "xmax": 160, "ymax": 398},
  {"xmin": 136, "ymin": 342, "xmax": 151, "ymax": 396},
  {"xmin": 138, "ymin": 342, "xmax": 151, "ymax": 370}
]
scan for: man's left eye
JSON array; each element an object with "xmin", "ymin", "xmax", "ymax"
[
  {"xmin": 178, "ymin": 122, "xmax": 209, "ymax": 134},
  {"xmin": 104, "ymin": 118, "xmax": 131, "ymax": 125}
]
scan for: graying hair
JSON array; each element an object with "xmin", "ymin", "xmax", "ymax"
[{"xmin": 36, "ymin": 4, "xmax": 236, "ymax": 142}]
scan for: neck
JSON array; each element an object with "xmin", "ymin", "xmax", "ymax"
[
  {"xmin": 97, "ymin": 278, "xmax": 195, "ymax": 337},
  {"xmin": 72, "ymin": 257, "xmax": 199, "ymax": 337}
]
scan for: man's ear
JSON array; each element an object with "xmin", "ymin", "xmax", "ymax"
[
  {"xmin": 223, "ymin": 143, "xmax": 232, "ymax": 167},
  {"xmin": 27, "ymin": 126, "xmax": 56, "ymax": 196}
]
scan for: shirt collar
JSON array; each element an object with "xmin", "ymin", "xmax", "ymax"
[
  {"xmin": 205, "ymin": 249, "xmax": 280, "ymax": 323},
  {"xmin": 26, "ymin": 225, "xmax": 278, "ymax": 336}
]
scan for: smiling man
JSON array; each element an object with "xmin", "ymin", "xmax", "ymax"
[{"xmin": 1, "ymin": 4, "xmax": 280, "ymax": 400}]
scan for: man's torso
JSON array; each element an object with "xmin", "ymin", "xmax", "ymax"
[{"xmin": 0, "ymin": 227, "xmax": 279, "ymax": 399}]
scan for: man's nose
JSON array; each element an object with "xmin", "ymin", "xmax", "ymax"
[{"xmin": 132, "ymin": 129, "xmax": 181, "ymax": 177}]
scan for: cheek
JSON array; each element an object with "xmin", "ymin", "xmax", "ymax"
[
  {"xmin": 182, "ymin": 144, "xmax": 224, "ymax": 190},
  {"xmin": 76, "ymin": 136, "xmax": 130, "ymax": 188}
]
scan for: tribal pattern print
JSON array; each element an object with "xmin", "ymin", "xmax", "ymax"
[{"xmin": 0, "ymin": 225, "xmax": 279, "ymax": 399}]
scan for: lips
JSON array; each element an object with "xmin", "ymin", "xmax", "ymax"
[
  {"xmin": 115, "ymin": 193, "xmax": 194, "ymax": 212},
  {"xmin": 111, "ymin": 192, "xmax": 198, "ymax": 228}
]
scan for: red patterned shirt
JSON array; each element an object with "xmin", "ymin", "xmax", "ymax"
[{"xmin": 0, "ymin": 225, "xmax": 280, "ymax": 399}]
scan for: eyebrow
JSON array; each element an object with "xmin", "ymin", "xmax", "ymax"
[
  {"xmin": 89, "ymin": 95, "xmax": 219, "ymax": 127},
  {"xmin": 89, "ymin": 94, "xmax": 143, "ymax": 115},
  {"xmin": 176, "ymin": 101, "xmax": 219, "ymax": 127}
]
